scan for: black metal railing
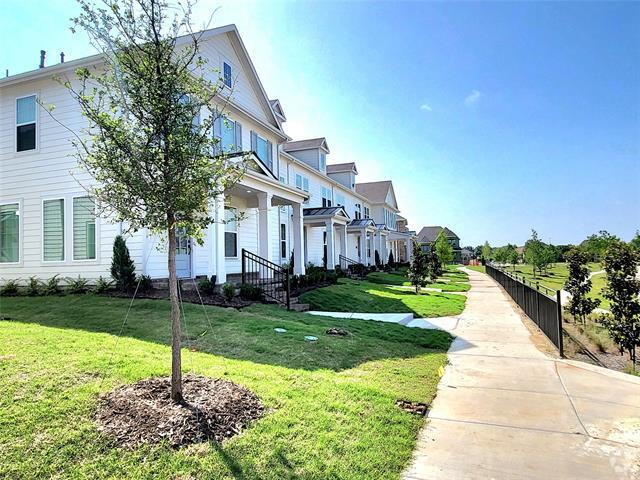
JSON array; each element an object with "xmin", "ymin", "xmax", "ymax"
[
  {"xmin": 339, "ymin": 254, "xmax": 366, "ymax": 279},
  {"xmin": 486, "ymin": 263, "xmax": 563, "ymax": 356},
  {"xmin": 241, "ymin": 249, "xmax": 290, "ymax": 309}
]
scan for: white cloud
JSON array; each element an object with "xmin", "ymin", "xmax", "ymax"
[
  {"xmin": 420, "ymin": 103, "xmax": 432, "ymax": 111},
  {"xmin": 464, "ymin": 90, "xmax": 481, "ymax": 106}
]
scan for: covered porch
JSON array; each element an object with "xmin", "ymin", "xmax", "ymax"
[
  {"xmin": 388, "ymin": 230, "xmax": 414, "ymax": 263},
  {"xmin": 302, "ymin": 206, "xmax": 350, "ymax": 270},
  {"xmin": 346, "ymin": 218, "xmax": 377, "ymax": 266}
]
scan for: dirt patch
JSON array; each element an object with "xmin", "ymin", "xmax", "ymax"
[
  {"xmin": 95, "ymin": 375, "xmax": 264, "ymax": 449},
  {"xmin": 326, "ymin": 327, "xmax": 349, "ymax": 336},
  {"xmin": 396, "ymin": 400, "xmax": 429, "ymax": 416}
]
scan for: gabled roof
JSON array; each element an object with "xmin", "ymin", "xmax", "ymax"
[
  {"xmin": 326, "ymin": 162, "xmax": 358, "ymax": 175},
  {"xmin": 284, "ymin": 138, "xmax": 330, "ymax": 153},
  {"xmin": 355, "ymin": 181, "xmax": 397, "ymax": 209},
  {"xmin": 303, "ymin": 206, "xmax": 350, "ymax": 219},
  {"xmin": 348, "ymin": 218, "xmax": 375, "ymax": 228},
  {"xmin": 417, "ymin": 226, "xmax": 460, "ymax": 243},
  {"xmin": 269, "ymin": 99, "xmax": 286, "ymax": 122}
]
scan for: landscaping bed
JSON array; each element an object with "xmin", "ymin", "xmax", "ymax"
[{"xmin": 0, "ymin": 295, "xmax": 451, "ymax": 478}]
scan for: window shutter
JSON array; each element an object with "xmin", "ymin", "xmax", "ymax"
[
  {"xmin": 235, "ymin": 122, "xmax": 242, "ymax": 151},
  {"xmin": 267, "ymin": 140, "xmax": 273, "ymax": 172},
  {"xmin": 251, "ymin": 131, "xmax": 257, "ymax": 153}
]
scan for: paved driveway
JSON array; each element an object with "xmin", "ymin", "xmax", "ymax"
[{"xmin": 404, "ymin": 268, "xmax": 640, "ymax": 480}]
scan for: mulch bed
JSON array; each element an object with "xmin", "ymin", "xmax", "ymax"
[
  {"xmin": 396, "ymin": 400, "xmax": 429, "ymax": 416},
  {"xmin": 102, "ymin": 289, "xmax": 252, "ymax": 309},
  {"xmin": 95, "ymin": 375, "xmax": 264, "ymax": 449}
]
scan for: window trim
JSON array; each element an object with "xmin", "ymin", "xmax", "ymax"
[
  {"xmin": 71, "ymin": 195, "xmax": 98, "ymax": 262},
  {"xmin": 0, "ymin": 199, "xmax": 22, "ymax": 265},
  {"xmin": 15, "ymin": 93, "xmax": 38, "ymax": 153},
  {"xmin": 224, "ymin": 206, "xmax": 239, "ymax": 259},
  {"xmin": 280, "ymin": 223, "xmax": 287, "ymax": 259},
  {"xmin": 41, "ymin": 197, "xmax": 66, "ymax": 263}
]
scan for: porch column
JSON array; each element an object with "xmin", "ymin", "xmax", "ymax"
[
  {"xmin": 207, "ymin": 200, "xmax": 216, "ymax": 278},
  {"xmin": 292, "ymin": 203, "xmax": 305, "ymax": 275},
  {"xmin": 359, "ymin": 228, "xmax": 366, "ymax": 264},
  {"xmin": 303, "ymin": 225, "xmax": 309, "ymax": 266},
  {"xmin": 214, "ymin": 193, "xmax": 226, "ymax": 284},
  {"xmin": 339, "ymin": 224, "xmax": 348, "ymax": 258},
  {"xmin": 406, "ymin": 238, "xmax": 412, "ymax": 263},
  {"xmin": 325, "ymin": 219, "xmax": 336, "ymax": 270},
  {"xmin": 257, "ymin": 192, "xmax": 273, "ymax": 262}
]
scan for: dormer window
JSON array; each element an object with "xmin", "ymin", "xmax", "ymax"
[
  {"xmin": 223, "ymin": 62, "xmax": 232, "ymax": 88},
  {"xmin": 319, "ymin": 153, "xmax": 326, "ymax": 172}
]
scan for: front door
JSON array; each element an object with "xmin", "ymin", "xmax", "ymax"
[{"xmin": 175, "ymin": 228, "xmax": 191, "ymax": 278}]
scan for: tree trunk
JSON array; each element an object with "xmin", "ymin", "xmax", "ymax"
[{"xmin": 168, "ymin": 222, "xmax": 183, "ymax": 403}]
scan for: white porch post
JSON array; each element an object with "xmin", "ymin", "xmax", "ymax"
[
  {"xmin": 339, "ymin": 224, "xmax": 348, "ymax": 259},
  {"xmin": 359, "ymin": 228, "xmax": 366, "ymax": 265},
  {"xmin": 303, "ymin": 226, "xmax": 309, "ymax": 266},
  {"xmin": 214, "ymin": 193, "xmax": 226, "ymax": 284},
  {"xmin": 406, "ymin": 238, "xmax": 412, "ymax": 263},
  {"xmin": 325, "ymin": 219, "xmax": 336, "ymax": 270},
  {"xmin": 207, "ymin": 200, "xmax": 216, "ymax": 278},
  {"xmin": 292, "ymin": 203, "xmax": 305, "ymax": 275},
  {"xmin": 257, "ymin": 192, "xmax": 273, "ymax": 262}
]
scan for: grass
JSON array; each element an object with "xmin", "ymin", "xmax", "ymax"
[
  {"xmin": 507, "ymin": 262, "xmax": 602, "ymax": 292},
  {"xmin": 0, "ymin": 295, "xmax": 451, "ymax": 479},
  {"xmin": 300, "ymin": 278, "xmax": 467, "ymax": 317},
  {"xmin": 465, "ymin": 265, "xmax": 486, "ymax": 274},
  {"xmin": 588, "ymin": 272, "xmax": 611, "ymax": 309},
  {"xmin": 366, "ymin": 267, "xmax": 470, "ymax": 293}
]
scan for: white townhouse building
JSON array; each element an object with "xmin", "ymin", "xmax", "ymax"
[{"xmin": 0, "ymin": 24, "xmax": 412, "ymax": 286}]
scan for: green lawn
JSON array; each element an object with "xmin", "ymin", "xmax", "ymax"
[
  {"xmin": 507, "ymin": 262, "xmax": 602, "ymax": 291},
  {"xmin": 465, "ymin": 265, "xmax": 486, "ymax": 274},
  {"xmin": 366, "ymin": 270, "xmax": 470, "ymax": 293},
  {"xmin": 588, "ymin": 272, "xmax": 610, "ymax": 309},
  {"xmin": 0, "ymin": 295, "xmax": 451, "ymax": 479},
  {"xmin": 300, "ymin": 278, "xmax": 467, "ymax": 317}
]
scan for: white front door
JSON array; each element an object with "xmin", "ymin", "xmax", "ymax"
[{"xmin": 175, "ymin": 228, "xmax": 191, "ymax": 278}]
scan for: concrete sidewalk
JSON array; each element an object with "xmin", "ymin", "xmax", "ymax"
[{"xmin": 404, "ymin": 268, "xmax": 640, "ymax": 480}]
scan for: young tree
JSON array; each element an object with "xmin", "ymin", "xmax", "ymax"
[
  {"xmin": 388, "ymin": 250, "xmax": 395, "ymax": 268},
  {"xmin": 407, "ymin": 241, "xmax": 428, "ymax": 294},
  {"xmin": 602, "ymin": 242, "xmax": 640, "ymax": 367},
  {"xmin": 564, "ymin": 248, "xmax": 600, "ymax": 323},
  {"xmin": 426, "ymin": 249, "xmax": 442, "ymax": 283},
  {"xmin": 506, "ymin": 245, "xmax": 519, "ymax": 268},
  {"xmin": 435, "ymin": 231, "xmax": 454, "ymax": 267},
  {"xmin": 111, "ymin": 235, "xmax": 136, "ymax": 292},
  {"xmin": 630, "ymin": 231, "xmax": 640, "ymax": 252},
  {"xmin": 524, "ymin": 229, "xmax": 548, "ymax": 277},
  {"xmin": 481, "ymin": 241, "xmax": 492, "ymax": 264},
  {"xmin": 65, "ymin": 0, "xmax": 245, "ymax": 402},
  {"xmin": 580, "ymin": 230, "xmax": 621, "ymax": 261}
]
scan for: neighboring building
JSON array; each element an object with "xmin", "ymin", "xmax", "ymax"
[
  {"xmin": 0, "ymin": 24, "xmax": 413, "ymax": 284},
  {"xmin": 416, "ymin": 226, "xmax": 462, "ymax": 263},
  {"xmin": 460, "ymin": 248, "xmax": 474, "ymax": 265}
]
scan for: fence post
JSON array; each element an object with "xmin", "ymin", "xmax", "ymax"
[{"xmin": 556, "ymin": 290, "xmax": 564, "ymax": 358}]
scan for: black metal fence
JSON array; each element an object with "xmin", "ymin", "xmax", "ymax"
[
  {"xmin": 486, "ymin": 264, "xmax": 563, "ymax": 356},
  {"xmin": 241, "ymin": 249, "xmax": 290, "ymax": 309}
]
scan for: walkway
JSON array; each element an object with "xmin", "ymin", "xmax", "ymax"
[{"xmin": 404, "ymin": 268, "xmax": 640, "ymax": 480}]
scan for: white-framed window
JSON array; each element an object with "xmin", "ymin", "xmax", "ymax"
[
  {"xmin": 350, "ymin": 172, "xmax": 355, "ymax": 189},
  {"xmin": 224, "ymin": 207, "xmax": 238, "ymax": 257},
  {"xmin": 319, "ymin": 153, "xmax": 326, "ymax": 172},
  {"xmin": 321, "ymin": 187, "xmax": 333, "ymax": 207},
  {"xmin": 251, "ymin": 131, "xmax": 273, "ymax": 171},
  {"xmin": 354, "ymin": 203, "xmax": 362, "ymax": 220},
  {"xmin": 43, "ymin": 198, "xmax": 65, "ymax": 261},
  {"xmin": 335, "ymin": 193, "xmax": 345, "ymax": 207},
  {"xmin": 214, "ymin": 116, "xmax": 242, "ymax": 153},
  {"xmin": 295, "ymin": 174, "xmax": 309, "ymax": 192},
  {"xmin": 363, "ymin": 206, "xmax": 370, "ymax": 218},
  {"xmin": 16, "ymin": 94, "xmax": 37, "ymax": 152},
  {"xmin": 280, "ymin": 223, "xmax": 287, "ymax": 258},
  {"xmin": 0, "ymin": 203, "xmax": 20, "ymax": 263},
  {"xmin": 223, "ymin": 62, "xmax": 232, "ymax": 88},
  {"xmin": 72, "ymin": 196, "xmax": 96, "ymax": 260}
]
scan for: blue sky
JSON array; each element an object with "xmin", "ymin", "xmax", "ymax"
[{"xmin": 2, "ymin": 0, "xmax": 638, "ymax": 247}]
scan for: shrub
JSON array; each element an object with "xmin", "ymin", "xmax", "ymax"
[
  {"xmin": 197, "ymin": 276, "xmax": 214, "ymax": 295},
  {"xmin": 0, "ymin": 280, "xmax": 20, "ymax": 296},
  {"xmin": 42, "ymin": 275, "xmax": 62, "ymax": 295},
  {"xmin": 111, "ymin": 235, "xmax": 136, "ymax": 292},
  {"xmin": 388, "ymin": 251, "xmax": 395, "ymax": 269},
  {"xmin": 94, "ymin": 276, "xmax": 114, "ymax": 293},
  {"xmin": 239, "ymin": 283, "xmax": 262, "ymax": 301},
  {"xmin": 222, "ymin": 282, "xmax": 235, "ymax": 301},
  {"xmin": 139, "ymin": 274, "xmax": 153, "ymax": 292},
  {"xmin": 375, "ymin": 250, "xmax": 381, "ymax": 268},
  {"xmin": 325, "ymin": 271, "xmax": 338, "ymax": 285},
  {"xmin": 26, "ymin": 276, "xmax": 41, "ymax": 296},
  {"xmin": 66, "ymin": 276, "xmax": 89, "ymax": 294}
]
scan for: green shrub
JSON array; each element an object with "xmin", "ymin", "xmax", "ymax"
[
  {"xmin": 42, "ymin": 275, "xmax": 62, "ymax": 295},
  {"xmin": 94, "ymin": 276, "xmax": 114, "ymax": 293},
  {"xmin": 222, "ymin": 282, "xmax": 235, "ymax": 301},
  {"xmin": 138, "ymin": 274, "xmax": 153, "ymax": 292},
  {"xmin": 66, "ymin": 276, "xmax": 89, "ymax": 294},
  {"xmin": 239, "ymin": 283, "xmax": 262, "ymax": 301},
  {"xmin": 0, "ymin": 280, "xmax": 20, "ymax": 296},
  {"xmin": 111, "ymin": 235, "xmax": 136, "ymax": 292},
  {"xmin": 197, "ymin": 276, "xmax": 214, "ymax": 295},
  {"xmin": 25, "ymin": 277, "xmax": 41, "ymax": 296}
]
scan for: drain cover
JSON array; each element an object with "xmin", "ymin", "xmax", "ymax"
[
  {"xmin": 274, "ymin": 328, "xmax": 287, "ymax": 333},
  {"xmin": 304, "ymin": 335, "xmax": 318, "ymax": 342}
]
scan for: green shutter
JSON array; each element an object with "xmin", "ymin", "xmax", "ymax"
[
  {"xmin": 0, "ymin": 204, "xmax": 19, "ymax": 263},
  {"xmin": 73, "ymin": 197, "xmax": 96, "ymax": 260},
  {"xmin": 43, "ymin": 199, "xmax": 64, "ymax": 261}
]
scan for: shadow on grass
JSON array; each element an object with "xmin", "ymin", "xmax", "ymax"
[{"xmin": 0, "ymin": 294, "xmax": 453, "ymax": 373}]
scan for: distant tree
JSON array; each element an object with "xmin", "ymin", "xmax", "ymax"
[
  {"xmin": 580, "ymin": 230, "xmax": 621, "ymax": 261},
  {"xmin": 630, "ymin": 231, "xmax": 640, "ymax": 252},
  {"xmin": 111, "ymin": 235, "xmax": 136, "ymax": 292},
  {"xmin": 524, "ymin": 230, "xmax": 549, "ymax": 277},
  {"xmin": 435, "ymin": 231, "xmax": 454, "ymax": 266},
  {"xmin": 564, "ymin": 248, "xmax": 600, "ymax": 323},
  {"xmin": 602, "ymin": 242, "xmax": 640, "ymax": 368},
  {"xmin": 506, "ymin": 245, "xmax": 519, "ymax": 267},
  {"xmin": 407, "ymin": 241, "xmax": 429, "ymax": 294},
  {"xmin": 493, "ymin": 246, "xmax": 508, "ymax": 265},
  {"xmin": 426, "ymin": 249, "xmax": 442, "ymax": 283},
  {"xmin": 481, "ymin": 241, "xmax": 492, "ymax": 264},
  {"xmin": 474, "ymin": 245, "xmax": 483, "ymax": 258}
]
